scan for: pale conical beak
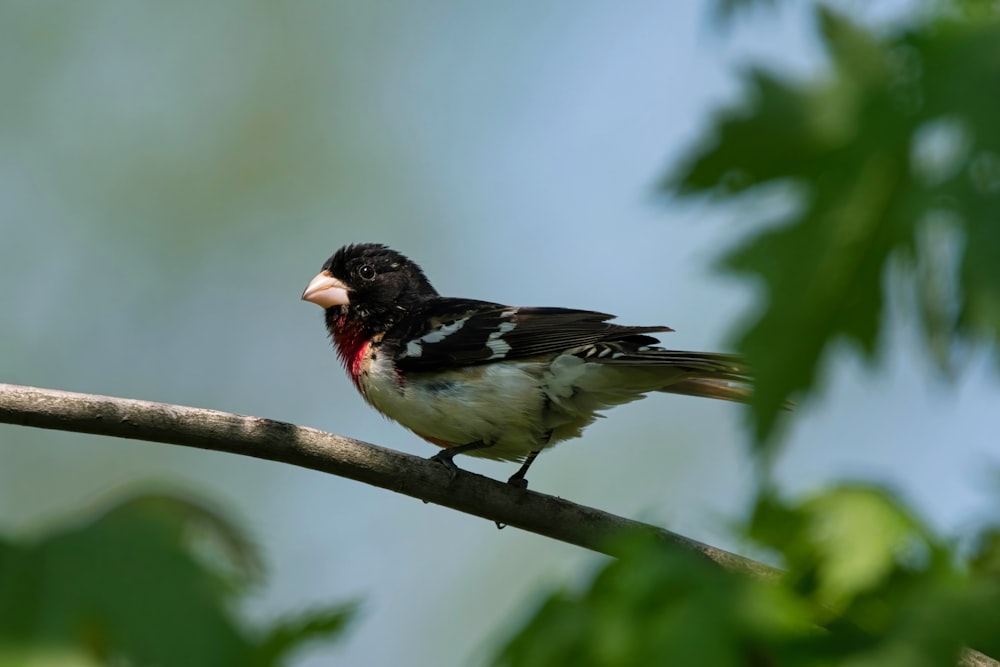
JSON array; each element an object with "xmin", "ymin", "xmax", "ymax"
[{"xmin": 301, "ymin": 270, "xmax": 350, "ymax": 308}]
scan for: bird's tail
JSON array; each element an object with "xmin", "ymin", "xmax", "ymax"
[
  {"xmin": 583, "ymin": 347, "xmax": 753, "ymax": 404},
  {"xmin": 658, "ymin": 377, "xmax": 753, "ymax": 404},
  {"xmin": 637, "ymin": 350, "xmax": 793, "ymax": 408},
  {"xmin": 642, "ymin": 350, "xmax": 754, "ymax": 404}
]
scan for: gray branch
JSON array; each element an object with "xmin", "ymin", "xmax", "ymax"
[
  {"xmin": 0, "ymin": 382, "xmax": 767, "ymax": 575},
  {"xmin": 0, "ymin": 383, "xmax": 994, "ymax": 667}
]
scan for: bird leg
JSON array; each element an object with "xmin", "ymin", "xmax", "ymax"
[
  {"xmin": 429, "ymin": 441, "xmax": 493, "ymax": 478},
  {"xmin": 506, "ymin": 450, "xmax": 541, "ymax": 489}
]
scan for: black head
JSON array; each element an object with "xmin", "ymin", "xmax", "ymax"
[{"xmin": 302, "ymin": 243, "xmax": 438, "ymax": 328}]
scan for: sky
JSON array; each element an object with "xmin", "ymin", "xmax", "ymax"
[{"xmin": 1, "ymin": 2, "xmax": 998, "ymax": 665}]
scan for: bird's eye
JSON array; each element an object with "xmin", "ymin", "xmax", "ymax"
[{"xmin": 358, "ymin": 264, "xmax": 377, "ymax": 281}]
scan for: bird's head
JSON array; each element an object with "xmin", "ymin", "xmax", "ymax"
[{"xmin": 302, "ymin": 243, "xmax": 438, "ymax": 320}]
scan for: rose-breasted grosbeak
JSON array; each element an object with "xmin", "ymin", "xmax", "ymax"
[{"xmin": 302, "ymin": 243, "xmax": 751, "ymax": 488}]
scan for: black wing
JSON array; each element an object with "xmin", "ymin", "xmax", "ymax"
[{"xmin": 389, "ymin": 298, "xmax": 673, "ymax": 372}]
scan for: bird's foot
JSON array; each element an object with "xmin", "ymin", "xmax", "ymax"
[
  {"xmin": 429, "ymin": 450, "xmax": 460, "ymax": 480},
  {"xmin": 428, "ymin": 441, "xmax": 492, "ymax": 481},
  {"xmin": 505, "ymin": 450, "xmax": 540, "ymax": 491},
  {"xmin": 505, "ymin": 473, "xmax": 529, "ymax": 490}
]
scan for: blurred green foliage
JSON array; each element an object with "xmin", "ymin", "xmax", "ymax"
[
  {"xmin": 0, "ymin": 493, "xmax": 355, "ymax": 666},
  {"xmin": 496, "ymin": 487, "xmax": 1000, "ymax": 667},
  {"xmin": 498, "ymin": 2, "xmax": 1000, "ymax": 665},
  {"xmin": 670, "ymin": 3, "xmax": 1000, "ymax": 446}
]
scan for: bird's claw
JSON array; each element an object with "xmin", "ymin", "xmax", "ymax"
[
  {"xmin": 506, "ymin": 475, "xmax": 529, "ymax": 491},
  {"xmin": 429, "ymin": 451, "xmax": 459, "ymax": 480}
]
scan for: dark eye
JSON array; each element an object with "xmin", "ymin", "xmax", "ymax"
[{"xmin": 358, "ymin": 264, "xmax": 376, "ymax": 281}]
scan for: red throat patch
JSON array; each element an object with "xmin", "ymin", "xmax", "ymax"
[{"xmin": 328, "ymin": 315, "xmax": 371, "ymax": 389}]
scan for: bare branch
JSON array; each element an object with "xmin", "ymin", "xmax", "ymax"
[{"xmin": 0, "ymin": 382, "xmax": 770, "ymax": 576}]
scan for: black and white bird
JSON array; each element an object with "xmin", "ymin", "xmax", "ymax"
[{"xmin": 302, "ymin": 243, "xmax": 751, "ymax": 487}]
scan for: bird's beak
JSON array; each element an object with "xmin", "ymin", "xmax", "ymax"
[{"xmin": 301, "ymin": 270, "xmax": 350, "ymax": 308}]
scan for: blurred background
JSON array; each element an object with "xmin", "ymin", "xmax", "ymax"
[{"xmin": 1, "ymin": 2, "xmax": 998, "ymax": 665}]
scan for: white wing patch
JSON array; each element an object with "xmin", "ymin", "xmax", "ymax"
[
  {"xmin": 486, "ymin": 320, "xmax": 517, "ymax": 359},
  {"xmin": 403, "ymin": 316, "xmax": 469, "ymax": 358}
]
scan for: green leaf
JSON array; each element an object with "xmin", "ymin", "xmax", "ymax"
[
  {"xmin": 722, "ymin": 149, "xmax": 906, "ymax": 443},
  {"xmin": 668, "ymin": 70, "xmax": 843, "ymax": 197},
  {"xmin": 0, "ymin": 492, "xmax": 355, "ymax": 667},
  {"xmin": 667, "ymin": 5, "xmax": 1000, "ymax": 446},
  {"xmin": 0, "ymin": 493, "xmax": 252, "ymax": 666},
  {"xmin": 253, "ymin": 603, "xmax": 358, "ymax": 666},
  {"xmin": 747, "ymin": 485, "xmax": 1000, "ymax": 663},
  {"xmin": 752, "ymin": 486, "xmax": 935, "ymax": 608},
  {"xmin": 802, "ymin": 487, "xmax": 927, "ymax": 606},
  {"xmin": 909, "ymin": 12, "xmax": 1000, "ymax": 357},
  {"xmin": 497, "ymin": 485, "xmax": 1000, "ymax": 667},
  {"xmin": 493, "ymin": 532, "xmax": 811, "ymax": 667},
  {"xmin": 96, "ymin": 492, "xmax": 264, "ymax": 587},
  {"xmin": 969, "ymin": 527, "xmax": 1000, "ymax": 577}
]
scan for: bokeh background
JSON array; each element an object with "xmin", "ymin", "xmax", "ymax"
[{"xmin": 2, "ymin": 2, "xmax": 998, "ymax": 665}]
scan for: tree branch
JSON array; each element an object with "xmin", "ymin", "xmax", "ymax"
[{"xmin": 0, "ymin": 382, "xmax": 769, "ymax": 576}]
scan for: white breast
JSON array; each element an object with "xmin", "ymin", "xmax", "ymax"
[{"xmin": 359, "ymin": 354, "xmax": 552, "ymax": 462}]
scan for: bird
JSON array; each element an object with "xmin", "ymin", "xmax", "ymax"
[{"xmin": 302, "ymin": 242, "xmax": 752, "ymax": 488}]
